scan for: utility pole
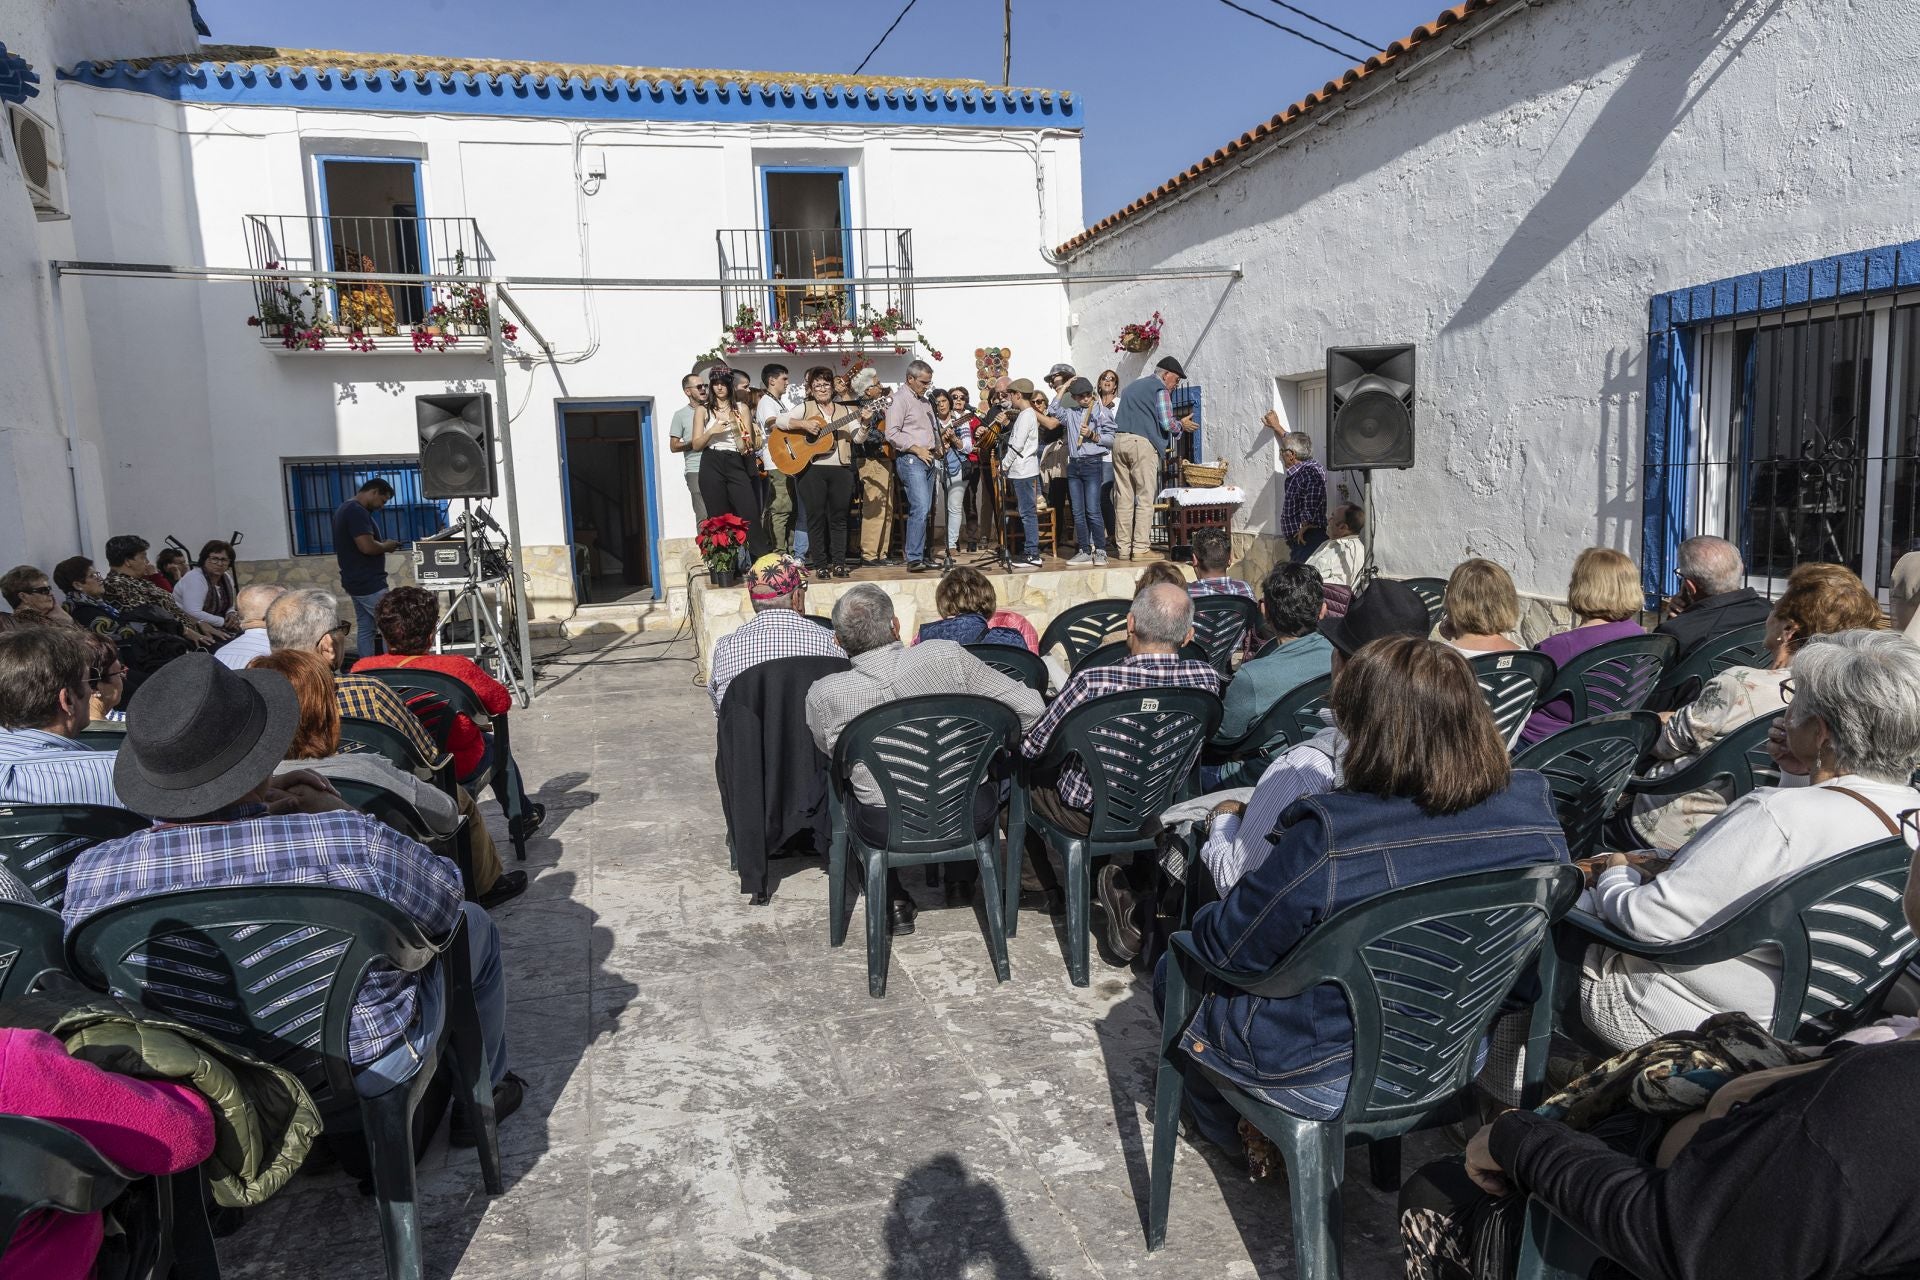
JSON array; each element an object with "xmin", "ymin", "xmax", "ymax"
[{"xmin": 1002, "ymin": 0, "xmax": 1012, "ymax": 84}]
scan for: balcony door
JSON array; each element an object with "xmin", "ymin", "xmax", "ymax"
[
  {"xmin": 761, "ymin": 167, "xmax": 853, "ymax": 324},
  {"xmin": 317, "ymin": 156, "xmax": 428, "ymax": 324}
]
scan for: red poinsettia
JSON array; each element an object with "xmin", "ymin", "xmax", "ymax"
[{"xmin": 696, "ymin": 514, "xmax": 753, "ymax": 576}]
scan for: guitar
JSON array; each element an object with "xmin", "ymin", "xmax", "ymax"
[{"xmin": 766, "ymin": 394, "xmax": 895, "ymax": 476}]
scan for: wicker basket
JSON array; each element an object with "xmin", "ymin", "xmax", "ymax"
[{"xmin": 1180, "ymin": 460, "xmax": 1229, "ymax": 488}]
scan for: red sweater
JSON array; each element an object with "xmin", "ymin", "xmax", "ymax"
[{"xmin": 351, "ymin": 653, "xmax": 511, "ymax": 779}]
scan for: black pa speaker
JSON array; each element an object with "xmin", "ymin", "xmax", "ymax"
[
  {"xmin": 416, "ymin": 393, "xmax": 497, "ymax": 499},
  {"xmin": 1326, "ymin": 344, "xmax": 1416, "ymax": 471}
]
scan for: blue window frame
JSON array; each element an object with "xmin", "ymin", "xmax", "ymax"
[{"xmin": 284, "ymin": 458, "xmax": 448, "ymax": 556}]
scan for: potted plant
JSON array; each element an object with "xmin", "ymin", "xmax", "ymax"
[
  {"xmin": 696, "ymin": 513, "xmax": 753, "ymax": 587},
  {"xmin": 1114, "ymin": 311, "xmax": 1165, "ymax": 354}
]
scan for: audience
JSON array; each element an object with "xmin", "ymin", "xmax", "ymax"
[
  {"xmin": 1, "ymin": 565, "xmax": 72, "ymax": 625},
  {"xmin": 1630, "ymin": 562, "xmax": 1886, "ymax": 850},
  {"xmin": 708, "ymin": 553, "xmax": 841, "ymax": 713},
  {"xmin": 101, "ymin": 535, "xmax": 217, "ymax": 647},
  {"xmin": 1656, "ymin": 534, "xmax": 1772, "ymax": 658},
  {"xmin": 213, "ymin": 583, "xmax": 287, "ymax": 670},
  {"xmin": 172, "ymin": 539, "xmax": 240, "ymax": 633},
  {"xmin": 1186, "ymin": 529, "xmax": 1251, "ymax": 600},
  {"xmin": 1437, "ymin": 558, "xmax": 1520, "ymax": 655},
  {"xmin": 1518, "ymin": 547, "xmax": 1646, "ymax": 746},
  {"xmin": 913, "ymin": 567, "xmax": 1034, "ymax": 649},
  {"xmin": 806, "ymin": 584, "xmax": 1045, "ymax": 932},
  {"xmin": 265, "ymin": 588, "xmax": 446, "ymax": 769},
  {"xmin": 0, "ymin": 627, "xmax": 122, "ymax": 807},
  {"xmin": 1136, "ymin": 561, "xmax": 1189, "ymax": 592},
  {"xmin": 79, "ymin": 630, "xmax": 127, "ymax": 724},
  {"xmin": 53, "ymin": 556, "xmax": 131, "ymax": 638},
  {"xmin": 1577, "ymin": 630, "xmax": 1920, "ymax": 1050},
  {"xmin": 1213, "ymin": 563, "xmax": 1330, "ymax": 746},
  {"xmin": 1161, "ymin": 636, "xmax": 1568, "ymax": 1158},
  {"xmin": 1304, "ymin": 503, "xmax": 1369, "ymax": 617},
  {"xmin": 59, "ymin": 654, "xmax": 525, "ymax": 1131},
  {"xmin": 149, "ymin": 546, "xmax": 187, "ymax": 591}
]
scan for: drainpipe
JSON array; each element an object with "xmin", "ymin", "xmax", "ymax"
[{"xmin": 44, "ymin": 265, "xmax": 94, "ymax": 559}]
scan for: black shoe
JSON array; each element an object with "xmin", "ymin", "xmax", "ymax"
[
  {"xmin": 450, "ymin": 1072, "xmax": 527, "ymax": 1147},
  {"xmin": 1095, "ymin": 864, "xmax": 1142, "ymax": 962},
  {"xmin": 944, "ymin": 877, "xmax": 978, "ymax": 908},
  {"xmin": 889, "ymin": 899, "xmax": 918, "ymax": 936},
  {"xmin": 508, "ymin": 802, "xmax": 546, "ymax": 841},
  {"xmin": 476, "ymin": 869, "xmax": 528, "ymax": 909},
  {"xmin": 748, "ymin": 890, "xmax": 771, "ymax": 906},
  {"xmin": 907, "ymin": 560, "xmax": 930, "ymax": 573}
]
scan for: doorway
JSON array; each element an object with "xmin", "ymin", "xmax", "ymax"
[
  {"xmin": 559, "ymin": 404, "xmax": 659, "ymax": 606},
  {"xmin": 317, "ymin": 156, "xmax": 428, "ymax": 324},
  {"xmin": 761, "ymin": 168, "xmax": 852, "ymax": 322}
]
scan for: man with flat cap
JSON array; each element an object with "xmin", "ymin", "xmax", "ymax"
[{"xmin": 1111, "ymin": 355, "xmax": 1197, "ymax": 562}]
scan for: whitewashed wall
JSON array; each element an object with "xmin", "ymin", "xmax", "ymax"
[
  {"xmin": 1062, "ymin": 0, "xmax": 1919, "ymax": 598},
  {"xmin": 47, "ymin": 83, "xmax": 1080, "ymax": 598}
]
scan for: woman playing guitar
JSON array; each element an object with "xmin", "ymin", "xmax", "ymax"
[
  {"xmin": 793, "ymin": 366, "xmax": 859, "ymax": 578},
  {"xmin": 692, "ymin": 366, "xmax": 770, "ymax": 560}
]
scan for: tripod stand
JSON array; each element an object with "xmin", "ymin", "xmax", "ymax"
[{"xmin": 432, "ymin": 501, "xmax": 528, "ymax": 707}]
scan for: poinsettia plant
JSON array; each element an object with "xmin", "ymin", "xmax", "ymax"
[
  {"xmin": 695, "ymin": 514, "xmax": 753, "ymax": 578},
  {"xmin": 697, "ymin": 303, "xmax": 942, "ymax": 364},
  {"xmin": 1114, "ymin": 311, "xmax": 1164, "ymax": 354}
]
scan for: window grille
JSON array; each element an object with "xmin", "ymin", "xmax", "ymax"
[{"xmin": 284, "ymin": 459, "xmax": 448, "ymax": 556}]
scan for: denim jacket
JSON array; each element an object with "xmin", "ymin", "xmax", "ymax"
[{"xmin": 1182, "ymin": 771, "xmax": 1568, "ymax": 1095}]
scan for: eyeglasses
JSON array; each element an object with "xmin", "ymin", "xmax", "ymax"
[
  {"xmin": 1781, "ymin": 676, "xmax": 1795, "ymax": 703},
  {"xmin": 1902, "ymin": 808, "xmax": 1920, "ymax": 852},
  {"xmin": 18, "ymin": 585, "xmax": 51, "ymax": 597},
  {"xmin": 86, "ymin": 665, "xmax": 126, "ymax": 687}
]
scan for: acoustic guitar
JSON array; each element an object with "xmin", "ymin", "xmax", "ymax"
[{"xmin": 766, "ymin": 394, "xmax": 894, "ymax": 476}]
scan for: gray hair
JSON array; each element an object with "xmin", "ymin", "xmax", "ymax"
[
  {"xmin": 751, "ymin": 585, "xmax": 802, "ymax": 614},
  {"xmin": 1131, "ymin": 581, "xmax": 1194, "ymax": 646},
  {"xmin": 905, "ymin": 359, "xmax": 934, "ymax": 381},
  {"xmin": 831, "ymin": 584, "xmax": 897, "ymax": 657},
  {"xmin": 1281, "ymin": 432, "xmax": 1313, "ymax": 459},
  {"xmin": 850, "ymin": 368, "xmax": 881, "ymax": 396},
  {"xmin": 1786, "ymin": 630, "xmax": 1920, "ymax": 784},
  {"xmin": 234, "ymin": 583, "xmax": 286, "ymax": 625},
  {"xmin": 1676, "ymin": 535, "xmax": 1744, "ymax": 596},
  {"xmin": 266, "ymin": 588, "xmax": 341, "ymax": 653}
]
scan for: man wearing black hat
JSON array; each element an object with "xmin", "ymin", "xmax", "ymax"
[
  {"xmin": 60, "ymin": 654, "xmax": 525, "ymax": 1127},
  {"xmin": 1111, "ymin": 356, "xmax": 1197, "ymax": 561}
]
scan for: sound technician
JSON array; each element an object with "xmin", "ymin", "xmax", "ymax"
[{"xmin": 332, "ymin": 477, "xmax": 402, "ymax": 661}]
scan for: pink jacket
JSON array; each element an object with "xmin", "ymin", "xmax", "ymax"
[{"xmin": 0, "ymin": 1028, "xmax": 214, "ymax": 1280}]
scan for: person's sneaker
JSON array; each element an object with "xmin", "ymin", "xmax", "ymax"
[
  {"xmin": 476, "ymin": 869, "xmax": 528, "ymax": 910},
  {"xmin": 1093, "ymin": 551, "xmax": 1109, "ymax": 566},
  {"xmin": 906, "ymin": 560, "xmax": 930, "ymax": 573},
  {"xmin": 1013, "ymin": 556, "xmax": 1043, "ymax": 569},
  {"xmin": 1095, "ymin": 864, "xmax": 1142, "ymax": 961},
  {"xmin": 1066, "ymin": 551, "xmax": 1094, "ymax": 566},
  {"xmin": 449, "ymin": 1071, "xmax": 527, "ymax": 1147}
]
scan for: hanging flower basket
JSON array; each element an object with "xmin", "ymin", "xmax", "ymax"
[
  {"xmin": 1114, "ymin": 311, "xmax": 1164, "ymax": 354},
  {"xmin": 698, "ymin": 304, "xmax": 942, "ymax": 364}
]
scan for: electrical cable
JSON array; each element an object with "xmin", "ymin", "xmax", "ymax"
[
  {"xmin": 1261, "ymin": 0, "xmax": 1386, "ymax": 54},
  {"xmin": 1212, "ymin": 0, "xmax": 1370, "ymax": 62},
  {"xmin": 853, "ymin": 0, "xmax": 923, "ymax": 76}
]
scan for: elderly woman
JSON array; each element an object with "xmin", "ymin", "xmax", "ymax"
[
  {"xmin": 1519, "ymin": 547, "xmax": 1646, "ymax": 745},
  {"xmin": 1578, "ymin": 630, "xmax": 1920, "ymax": 1050},
  {"xmin": 0, "ymin": 565, "xmax": 72, "ymax": 625},
  {"xmin": 1437, "ymin": 558, "xmax": 1520, "ymax": 656},
  {"xmin": 172, "ymin": 539, "xmax": 239, "ymax": 633},
  {"xmin": 1630, "ymin": 563, "xmax": 1886, "ymax": 849},
  {"xmin": 1159, "ymin": 636, "xmax": 1568, "ymax": 1156},
  {"xmin": 913, "ymin": 566, "xmax": 1034, "ymax": 650}
]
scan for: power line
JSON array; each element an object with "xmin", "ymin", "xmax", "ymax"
[
  {"xmin": 1212, "ymin": 0, "xmax": 1371, "ymax": 63},
  {"xmin": 1262, "ymin": 0, "xmax": 1386, "ymax": 54},
  {"xmin": 853, "ymin": 0, "xmax": 924, "ymax": 76}
]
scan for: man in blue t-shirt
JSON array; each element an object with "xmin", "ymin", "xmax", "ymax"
[{"xmin": 332, "ymin": 477, "xmax": 401, "ymax": 661}]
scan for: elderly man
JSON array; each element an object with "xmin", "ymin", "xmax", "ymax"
[
  {"xmin": 0, "ymin": 627, "xmax": 124, "ymax": 807},
  {"xmin": 1111, "ymin": 357, "xmax": 1196, "ymax": 561},
  {"xmin": 61, "ymin": 654, "xmax": 525, "ymax": 1133},
  {"xmin": 884, "ymin": 359, "xmax": 941, "ymax": 572},
  {"xmin": 708, "ymin": 554, "xmax": 840, "ymax": 712},
  {"xmin": 1656, "ymin": 534, "xmax": 1771, "ymax": 657},
  {"xmin": 806, "ymin": 583, "xmax": 1044, "ymax": 932},
  {"xmin": 1266, "ymin": 424, "xmax": 1328, "ymax": 563},
  {"xmin": 100, "ymin": 535, "xmax": 217, "ymax": 646},
  {"xmin": 213, "ymin": 583, "xmax": 287, "ymax": 671}
]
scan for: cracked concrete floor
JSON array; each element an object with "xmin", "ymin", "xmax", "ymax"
[{"xmin": 219, "ymin": 632, "xmax": 1419, "ymax": 1279}]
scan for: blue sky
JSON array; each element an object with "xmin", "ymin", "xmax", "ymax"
[{"xmin": 193, "ymin": 0, "xmax": 1452, "ymax": 223}]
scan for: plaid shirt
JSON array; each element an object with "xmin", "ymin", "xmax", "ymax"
[
  {"xmin": 1281, "ymin": 458, "xmax": 1328, "ymax": 540},
  {"xmin": 102, "ymin": 570, "xmax": 199, "ymax": 630},
  {"xmin": 61, "ymin": 805, "xmax": 464, "ymax": 1064},
  {"xmin": 1021, "ymin": 653, "xmax": 1221, "ymax": 810},
  {"xmin": 0, "ymin": 727, "xmax": 122, "ymax": 808},
  {"xmin": 336, "ymin": 673, "xmax": 448, "ymax": 767},
  {"xmin": 1189, "ymin": 577, "xmax": 1255, "ymax": 600},
  {"xmin": 710, "ymin": 609, "xmax": 843, "ymax": 713}
]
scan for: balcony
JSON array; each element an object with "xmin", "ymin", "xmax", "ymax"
[
  {"xmin": 242, "ymin": 214, "xmax": 497, "ymax": 354},
  {"xmin": 716, "ymin": 227, "xmax": 914, "ymax": 339}
]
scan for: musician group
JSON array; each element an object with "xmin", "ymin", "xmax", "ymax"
[{"xmin": 670, "ymin": 354, "xmax": 1197, "ymax": 578}]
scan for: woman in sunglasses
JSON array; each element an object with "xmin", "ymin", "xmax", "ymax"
[{"xmin": 0, "ymin": 566, "xmax": 74, "ymax": 627}]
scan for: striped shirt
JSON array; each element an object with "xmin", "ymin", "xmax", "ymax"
[
  {"xmin": 335, "ymin": 673, "xmax": 447, "ymax": 767},
  {"xmin": 0, "ymin": 727, "xmax": 122, "ymax": 808},
  {"xmin": 1021, "ymin": 653, "xmax": 1222, "ymax": 810},
  {"xmin": 61, "ymin": 805, "xmax": 464, "ymax": 1064},
  {"xmin": 1200, "ymin": 726, "xmax": 1344, "ymax": 891},
  {"xmin": 710, "ymin": 609, "xmax": 843, "ymax": 713}
]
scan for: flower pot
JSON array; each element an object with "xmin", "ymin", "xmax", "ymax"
[{"xmin": 711, "ymin": 566, "xmax": 742, "ymax": 588}]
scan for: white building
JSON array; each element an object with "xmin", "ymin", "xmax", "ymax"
[
  {"xmin": 1060, "ymin": 0, "xmax": 1920, "ymax": 609},
  {"xmin": 6, "ymin": 8, "xmax": 1082, "ymax": 620}
]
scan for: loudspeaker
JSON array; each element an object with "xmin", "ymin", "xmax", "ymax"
[
  {"xmin": 416, "ymin": 393, "xmax": 496, "ymax": 499},
  {"xmin": 1326, "ymin": 344, "xmax": 1416, "ymax": 471}
]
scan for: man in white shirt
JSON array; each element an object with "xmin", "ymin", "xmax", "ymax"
[
  {"xmin": 213, "ymin": 584, "xmax": 287, "ymax": 671},
  {"xmin": 666, "ymin": 373, "xmax": 709, "ymax": 524},
  {"xmin": 1003, "ymin": 379, "xmax": 1045, "ymax": 569},
  {"xmin": 756, "ymin": 364, "xmax": 799, "ymax": 556}
]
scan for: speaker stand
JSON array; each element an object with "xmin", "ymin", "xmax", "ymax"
[{"xmin": 433, "ymin": 501, "xmax": 528, "ymax": 706}]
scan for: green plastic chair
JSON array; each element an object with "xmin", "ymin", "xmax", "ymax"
[
  {"xmin": 0, "ymin": 901, "xmax": 67, "ymax": 1001},
  {"xmin": 1038, "ymin": 599, "xmax": 1132, "ymax": 669},
  {"xmin": 1401, "ymin": 576, "xmax": 1449, "ymax": 629},
  {"xmin": 1072, "ymin": 638, "xmax": 1211, "ymax": 674},
  {"xmin": 68, "ymin": 886, "xmax": 502, "ymax": 1280},
  {"xmin": 1200, "ymin": 671, "xmax": 1334, "ymax": 776},
  {"xmin": 1190, "ymin": 595, "xmax": 1262, "ymax": 676},
  {"xmin": 328, "ymin": 776, "xmax": 473, "ymax": 894},
  {"xmin": 1510, "ymin": 713, "xmax": 1661, "ymax": 860},
  {"xmin": 963, "ymin": 643, "xmax": 1049, "ymax": 696},
  {"xmin": 1649, "ymin": 620, "xmax": 1770, "ymax": 708},
  {"xmin": 0, "ymin": 804, "xmax": 150, "ymax": 910},
  {"xmin": 1606, "ymin": 709, "xmax": 1784, "ymax": 850},
  {"xmin": 1006, "ymin": 687, "xmax": 1221, "ymax": 985},
  {"xmin": 827, "ymin": 695, "xmax": 1020, "ymax": 997},
  {"xmin": 360, "ymin": 668, "xmax": 530, "ymax": 860},
  {"xmin": 1149, "ymin": 863, "xmax": 1584, "ymax": 1276},
  {"xmin": 75, "ymin": 723, "xmax": 128, "ymax": 752},
  {"xmin": 0, "ymin": 1114, "xmax": 135, "ymax": 1255},
  {"xmin": 1468, "ymin": 651, "xmax": 1556, "ymax": 751},
  {"xmin": 1536, "ymin": 633, "xmax": 1678, "ymax": 723}
]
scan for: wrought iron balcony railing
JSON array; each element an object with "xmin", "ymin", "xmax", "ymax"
[
  {"xmin": 243, "ymin": 214, "xmax": 493, "ymax": 335},
  {"xmin": 716, "ymin": 227, "xmax": 914, "ymax": 332}
]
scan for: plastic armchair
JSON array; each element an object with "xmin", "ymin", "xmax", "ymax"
[
  {"xmin": 1536, "ymin": 634, "xmax": 1678, "ymax": 722},
  {"xmin": 360, "ymin": 667, "xmax": 530, "ymax": 860},
  {"xmin": 0, "ymin": 900, "xmax": 67, "ymax": 1001},
  {"xmin": 1605, "ymin": 709, "xmax": 1783, "ymax": 850},
  {"xmin": 1037, "ymin": 599, "xmax": 1132, "ymax": 669},
  {"xmin": 1200, "ymin": 671, "xmax": 1334, "ymax": 778},
  {"xmin": 1401, "ymin": 576, "xmax": 1449, "ymax": 630},
  {"xmin": 0, "ymin": 804, "xmax": 150, "ymax": 909},
  {"xmin": 963, "ymin": 643, "xmax": 1049, "ymax": 697},
  {"xmin": 1510, "ymin": 713, "xmax": 1661, "ymax": 860},
  {"xmin": 1468, "ymin": 651, "xmax": 1555, "ymax": 751},
  {"xmin": 1649, "ymin": 620, "xmax": 1770, "ymax": 709},
  {"xmin": 1189, "ymin": 595, "xmax": 1262, "ymax": 677}
]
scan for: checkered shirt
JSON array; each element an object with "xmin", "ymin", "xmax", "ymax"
[
  {"xmin": 1021, "ymin": 653, "xmax": 1222, "ymax": 810},
  {"xmin": 102, "ymin": 571, "xmax": 199, "ymax": 629},
  {"xmin": 710, "ymin": 609, "xmax": 843, "ymax": 713},
  {"xmin": 335, "ymin": 673, "xmax": 448, "ymax": 767},
  {"xmin": 0, "ymin": 727, "xmax": 122, "ymax": 808},
  {"xmin": 1281, "ymin": 458, "xmax": 1328, "ymax": 540},
  {"xmin": 1189, "ymin": 577, "xmax": 1255, "ymax": 600},
  {"xmin": 61, "ymin": 805, "xmax": 464, "ymax": 1064}
]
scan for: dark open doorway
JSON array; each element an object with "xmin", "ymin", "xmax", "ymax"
[
  {"xmin": 561, "ymin": 405, "xmax": 656, "ymax": 606},
  {"xmin": 762, "ymin": 168, "xmax": 851, "ymax": 322},
  {"xmin": 318, "ymin": 157, "xmax": 427, "ymax": 324}
]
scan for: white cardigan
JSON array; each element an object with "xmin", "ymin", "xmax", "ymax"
[
  {"xmin": 1584, "ymin": 774, "xmax": 1918, "ymax": 1034},
  {"xmin": 172, "ymin": 567, "xmax": 236, "ymax": 627}
]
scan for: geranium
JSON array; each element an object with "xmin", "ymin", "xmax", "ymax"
[
  {"xmin": 697, "ymin": 301, "xmax": 940, "ymax": 364},
  {"xmin": 1114, "ymin": 311, "xmax": 1165, "ymax": 354}
]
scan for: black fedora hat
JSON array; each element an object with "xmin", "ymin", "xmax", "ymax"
[
  {"xmin": 1320, "ymin": 579, "xmax": 1431, "ymax": 655},
  {"xmin": 113, "ymin": 653, "xmax": 299, "ymax": 820}
]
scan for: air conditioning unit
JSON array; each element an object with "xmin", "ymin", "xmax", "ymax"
[{"xmin": 8, "ymin": 105, "xmax": 66, "ymax": 220}]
